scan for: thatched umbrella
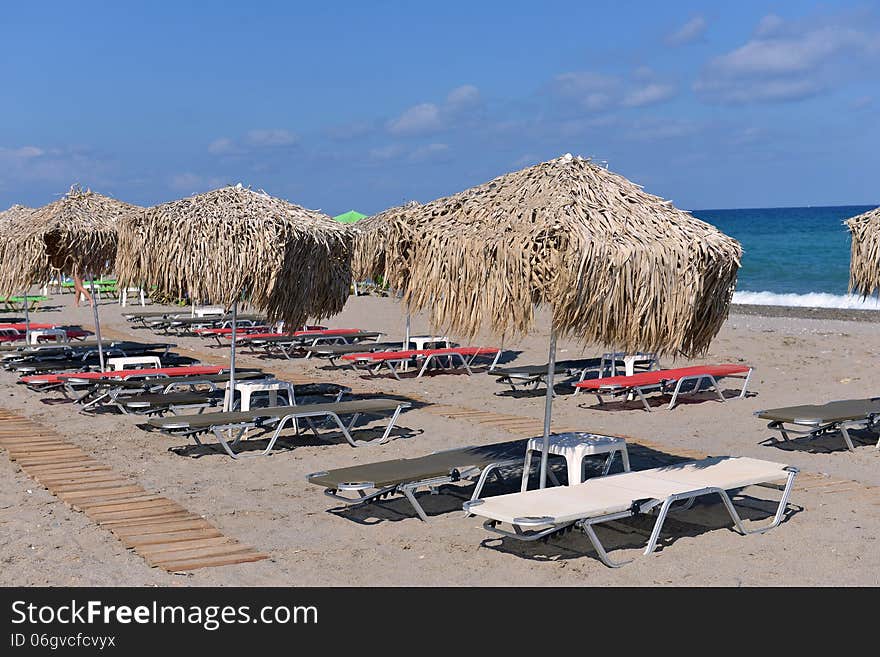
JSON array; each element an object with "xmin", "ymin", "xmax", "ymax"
[
  {"xmin": 846, "ymin": 206, "xmax": 880, "ymax": 297},
  {"xmin": 358, "ymin": 154, "xmax": 742, "ymax": 487},
  {"xmin": 0, "ymin": 188, "xmax": 138, "ymax": 363},
  {"xmin": 0, "ymin": 205, "xmax": 35, "ymax": 338},
  {"xmin": 353, "ymin": 200, "xmax": 421, "ymax": 347},
  {"xmin": 115, "ymin": 184, "xmax": 352, "ymax": 405}
]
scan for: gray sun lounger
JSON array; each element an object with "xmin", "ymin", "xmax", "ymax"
[
  {"xmin": 148, "ymin": 398, "xmax": 412, "ymax": 458},
  {"xmin": 307, "ymin": 440, "xmax": 532, "ymax": 521},
  {"xmin": 755, "ymin": 398, "xmax": 880, "ymax": 451},
  {"xmin": 464, "ymin": 456, "xmax": 798, "ymax": 567},
  {"xmin": 489, "ymin": 358, "xmax": 611, "ymax": 393},
  {"xmin": 117, "ymin": 382, "xmax": 351, "ymax": 416}
]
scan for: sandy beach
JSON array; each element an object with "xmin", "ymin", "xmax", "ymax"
[{"xmin": 1, "ymin": 293, "xmax": 878, "ymax": 587}]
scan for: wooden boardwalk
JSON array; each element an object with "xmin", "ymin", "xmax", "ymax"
[{"xmin": 0, "ymin": 409, "xmax": 268, "ymax": 571}]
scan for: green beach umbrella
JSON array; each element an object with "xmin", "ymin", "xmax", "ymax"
[{"xmin": 333, "ymin": 210, "xmax": 367, "ymax": 224}]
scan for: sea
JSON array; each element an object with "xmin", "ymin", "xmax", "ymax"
[{"xmin": 690, "ymin": 205, "xmax": 880, "ymax": 310}]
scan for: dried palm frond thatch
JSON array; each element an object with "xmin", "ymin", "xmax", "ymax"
[
  {"xmin": 352, "ymin": 200, "xmax": 420, "ymax": 282},
  {"xmin": 358, "ymin": 154, "xmax": 742, "ymax": 357},
  {"xmin": 845, "ymin": 205, "xmax": 880, "ymax": 297},
  {"xmin": 115, "ymin": 184, "xmax": 353, "ymax": 326},
  {"xmin": 0, "ymin": 187, "xmax": 138, "ymax": 296}
]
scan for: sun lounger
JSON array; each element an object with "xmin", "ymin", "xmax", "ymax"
[
  {"xmin": 238, "ymin": 329, "xmax": 384, "ymax": 358},
  {"xmin": 75, "ymin": 369, "xmax": 271, "ymax": 412},
  {"xmin": 147, "ymin": 398, "xmax": 413, "ymax": 458},
  {"xmin": 307, "ymin": 440, "xmax": 531, "ymax": 521},
  {"xmin": 341, "ymin": 347, "xmax": 502, "ymax": 379},
  {"xmin": 19, "ymin": 365, "xmax": 226, "ymax": 396},
  {"xmin": 115, "ymin": 381, "xmax": 350, "ymax": 415},
  {"xmin": 755, "ymin": 398, "xmax": 880, "ymax": 451},
  {"xmin": 303, "ymin": 341, "xmax": 413, "ymax": 366},
  {"xmin": 464, "ymin": 455, "xmax": 798, "ymax": 567},
  {"xmin": 489, "ymin": 358, "xmax": 609, "ymax": 392},
  {"xmin": 573, "ymin": 364, "xmax": 753, "ymax": 411}
]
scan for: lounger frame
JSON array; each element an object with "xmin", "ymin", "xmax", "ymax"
[
  {"xmin": 464, "ymin": 465, "xmax": 798, "ymax": 567},
  {"xmin": 763, "ymin": 416, "xmax": 880, "ymax": 452},
  {"xmin": 348, "ymin": 349, "xmax": 502, "ymax": 380},
  {"xmin": 156, "ymin": 402, "xmax": 411, "ymax": 459},
  {"xmin": 316, "ymin": 455, "xmax": 534, "ymax": 522},
  {"xmin": 581, "ymin": 368, "xmax": 753, "ymax": 411}
]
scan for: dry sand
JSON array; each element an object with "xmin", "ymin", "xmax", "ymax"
[{"xmin": 1, "ymin": 293, "xmax": 878, "ymax": 586}]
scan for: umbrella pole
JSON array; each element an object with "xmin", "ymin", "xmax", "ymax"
[
  {"xmin": 227, "ymin": 301, "xmax": 237, "ymax": 411},
  {"xmin": 88, "ymin": 275, "xmax": 105, "ymax": 371},
  {"xmin": 404, "ymin": 312, "xmax": 411, "ymax": 350},
  {"xmin": 22, "ymin": 289, "xmax": 30, "ymax": 345},
  {"xmin": 539, "ymin": 321, "xmax": 558, "ymax": 489}
]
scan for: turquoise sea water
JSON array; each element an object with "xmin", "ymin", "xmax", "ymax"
[{"xmin": 690, "ymin": 205, "xmax": 879, "ymax": 308}]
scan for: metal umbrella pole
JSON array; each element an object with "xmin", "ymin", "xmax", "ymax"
[
  {"xmin": 88, "ymin": 274, "xmax": 105, "ymax": 371},
  {"xmin": 22, "ymin": 289, "xmax": 30, "ymax": 345},
  {"xmin": 226, "ymin": 300, "xmax": 238, "ymax": 411},
  {"xmin": 538, "ymin": 315, "xmax": 558, "ymax": 489}
]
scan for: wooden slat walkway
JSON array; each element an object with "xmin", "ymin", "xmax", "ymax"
[{"xmin": 0, "ymin": 409, "xmax": 268, "ymax": 571}]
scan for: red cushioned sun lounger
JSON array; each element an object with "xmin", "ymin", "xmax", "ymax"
[
  {"xmin": 20, "ymin": 365, "xmax": 225, "ymax": 388},
  {"xmin": 230, "ymin": 328, "xmax": 365, "ymax": 341},
  {"xmin": 341, "ymin": 347, "xmax": 502, "ymax": 380},
  {"xmin": 574, "ymin": 364, "xmax": 753, "ymax": 411}
]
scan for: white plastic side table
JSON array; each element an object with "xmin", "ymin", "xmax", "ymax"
[{"xmin": 521, "ymin": 432, "xmax": 630, "ymax": 491}]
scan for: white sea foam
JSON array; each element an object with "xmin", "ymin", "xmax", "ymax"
[{"xmin": 733, "ymin": 290, "xmax": 880, "ymax": 310}]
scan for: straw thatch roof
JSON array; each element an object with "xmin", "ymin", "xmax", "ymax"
[
  {"xmin": 357, "ymin": 154, "xmax": 742, "ymax": 356},
  {"xmin": 845, "ymin": 205, "xmax": 880, "ymax": 296},
  {"xmin": 0, "ymin": 187, "xmax": 138, "ymax": 295},
  {"xmin": 115, "ymin": 184, "xmax": 353, "ymax": 326},
  {"xmin": 352, "ymin": 200, "xmax": 420, "ymax": 281}
]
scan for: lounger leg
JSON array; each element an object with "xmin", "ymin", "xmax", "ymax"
[
  {"xmin": 417, "ymin": 355, "xmax": 434, "ymax": 378},
  {"xmin": 636, "ymin": 387, "xmax": 652, "ymax": 412},
  {"xmin": 580, "ymin": 522, "xmax": 633, "ymax": 568},
  {"xmin": 718, "ymin": 468, "xmax": 798, "ymax": 534},
  {"xmin": 839, "ymin": 425, "xmax": 856, "ymax": 452},
  {"xmin": 739, "ymin": 369, "xmax": 753, "ymax": 398},
  {"xmin": 644, "ymin": 497, "xmax": 676, "ymax": 555},
  {"xmin": 210, "ymin": 425, "xmax": 252, "ymax": 459},
  {"xmin": 707, "ymin": 375, "xmax": 726, "ymax": 403},
  {"xmin": 520, "ymin": 450, "xmax": 534, "ymax": 492},
  {"xmin": 378, "ymin": 405, "xmax": 403, "ymax": 444},
  {"xmin": 573, "ymin": 369, "xmax": 588, "ymax": 396},
  {"xmin": 471, "ymin": 458, "xmax": 525, "ymax": 503},
  {"xmin": 401, "ymin": 485, "xmax": 430, "ymax": 522}
]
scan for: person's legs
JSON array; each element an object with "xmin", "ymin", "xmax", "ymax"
[{"xmin": 73, "ymin": 275, "xmax": 93, "ymax": 307}]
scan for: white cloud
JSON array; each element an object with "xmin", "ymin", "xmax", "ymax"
[
  {"xmin": 369, "ymin": 144, "xmax": 407, "ymax": 161},
  {"xmin": 385, "ymin": 84, "xmax": 482, "ymax": 137},
  {"xmin": 551, "ymin": 70, "xmax": 676, "ymax": 110},
  {"xmin": 622, "ymin": 83, "xmax": 677, "ymax": 107},
  {"xmin": 666, "ymin": 16, "xmax": 708, "ymax": 46},
  {"xmin": 0, "ymin": 144, "xmax": 112, "ymax": 188},
  {"xmin": 551, "ymin": 72, "xmax": 619, "ymax": 111},
  {"xmin": 624, "ymin": 118, "xmax": 700, "ymax": 141},
  {"xmin": 695, "ymin": 15, "xmax": 880, "ymax": 104},
  {"xmin": 386, "ymin": 103, "xmax": 443, "ymax": 136},
  {"xmin": 409, "ymin": 143, "xmax": 451, "ymax": 163},
  {"xmin": 209, "ymin": 129, "xmax": 299, "ymax": 156},
  {"xmin": 245, "ymin": 129, "xmax": 299, "ymax": 148},
  {"xmin": 208, "ymin": 137, "xmax": 236, "ymax": 155},
  {"xmin": 446, "ymin": 85, "xmax": 480, "ymax": 109},
  {"xmin": 169, "ymin": 173, "xmax": 225, "ymax": 192}
]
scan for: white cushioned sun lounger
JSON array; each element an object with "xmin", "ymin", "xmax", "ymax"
[{"xmin": 463, "ymin": 456, "xmax": 797, "ymax": 567}]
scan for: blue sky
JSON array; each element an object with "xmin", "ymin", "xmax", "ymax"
[{"xmin": 1, "ymin": 1, "xmax": 878, "ymax": 215}]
